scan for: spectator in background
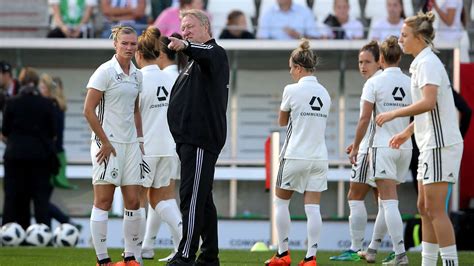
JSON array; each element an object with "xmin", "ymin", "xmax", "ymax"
[
  {"xmin": 368, "ymin": 0, "xmax": 405, "ymax": 41},
  {"xmin": 38, "ymin": 74, "xmax": 80, "ymax": 229},
  {"xmin": 324, "ymin": 0, "xmax": 364, "ymax": 39},
  {"xmin": 0, "ymin": 61, "xmax": 20, "ymax": 110},
  {"xmin": 47, "ymin": 0, "xmax": 97, "ymax": 38},
  {"xmin": 101, "ymin": 0, "xmax": 147, "ymax": 38},
  {"xmin": 431, "ymin": 0, "xmax": 463, "ymax": 39},
  {"xmin": 257, "ymin": 0, "xmax": 321, "ymax": 40},
  {"xmin": 431, "ymin": 0, "xmax": 470, "ymax": 62},
  {"xmin": 153, "ymin": 0, "xmax": 205, "ymax": 36},
  {"xmin": 219, "ymin": 10, "xmax": 255, "ymax": 39},
  {"xmin": 2, "ymin": 67, "xmax": 56, "ymax": 230}
]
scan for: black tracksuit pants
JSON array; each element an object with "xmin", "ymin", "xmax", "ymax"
[
  {"xmin": 176, "ymin": 143, "xmax": 219, "ymax": 262},
  {"xmin": 2, "ymin": 159, "xmax": 52, "ymax": 229}
]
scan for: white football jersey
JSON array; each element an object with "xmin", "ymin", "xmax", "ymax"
[
  {"xmin": 139, "ymin": 64, "xmax": 177, "ymax": 157},
  {"xmin": 362, "ymin": 67, "xmax": 412, "ymax": 149},
  {"xmin": 87, "ymin": 55, "xmax": 142, "ymax": 143},
  {"xmin": 409, "ymin": 47, "xmax": 463, "ymax": 150},
  {"xmin": 358, "ymin": 69, "xmax": 382, "ymax": 153},
  {"xmin": 280, "ymin": 76, "xmax": 331, "ymax": 160},
  {"xmin": 162, "ymin": 64, "xmax": 179, "ymax": 83}
]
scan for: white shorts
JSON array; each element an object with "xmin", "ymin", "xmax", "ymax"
[
  {"xmin": 142, "ymin": 156, "xmax": 180, "ymax": 189},
  {"xmin": 276, "ymin": 159, "xmax": 328, "ymax": 193},
  {"xmin": 417, "ymin": 143, "xmax": 463, "ymax": 185},
  {"xmin": 370, "ymin": 148, "xmax": 412, "ymax": 184},
  {"xmin": 350, "ymin": 153, "xmax": 376, "ymax": 187},
  {"xmin": 91, "ymin": 141, "xmax": 146, "ymax": 186}
]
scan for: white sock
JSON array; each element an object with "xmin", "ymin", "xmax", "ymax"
[
  {"xmin": 348, "ymin": 200, "xmax": 366, "ymax": 251},
  {"xmin": 90, "ymin": 206, "xmax": 109, "ymax": 260},
  {"xmin": 422, "ymin": 241, "xmax": 439, "ymax": 266},
  {"xmin": 440, "ymin": 245, "xmax": 458, "ymax": 266},
  {"xmin": 274, "ymin": 197, "xmax": 291, "ymax": 255},
  {"xmin": 123, "ymin": 208, "xmax": 142, "ymax": 260},
  {"xmin": 138, "ymin": 207, "xmax": 146, "ymax": 249},
  {"xmin": 142, "ymin": 204, "xmax": 162, "ymax": 250},
  {"xmin": 368, "ymin": 199, "xmax": 387, "ymax": 251},
  {"xmin": 382, "ymin": 200, "xmax": 405, "ymax": 255},
  {"xmin": 304, "ymin": 204, "xmax": 321, "ymax": 259},
  {"xmin": 157, "ymin": 199, "xmax": 183, "ymax": 252}
]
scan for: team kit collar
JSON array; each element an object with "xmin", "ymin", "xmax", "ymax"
[
  {"xmin": 298, "ymin": 75, "xmax": 318, "ymax": 83},
  {"xmin": 383, "ymin": 67, "xmax": 402, "ymax": 73},
  {"xmin": 112, "ymin": 55, "xmax": 138, "ymax": 76},
  {"xmin": 409, "ymin": 46, "xmax": 432, "ymax": 74},
  {"xmin": 140, "ymin": 64, "xmax": 160, "ymax": 73}
]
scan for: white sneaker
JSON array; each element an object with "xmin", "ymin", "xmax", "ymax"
[
  {"xmin": 158, "ymin": 251, "xmax": 177, "ymax": 262},
  {"xmin": 141, "ymin": 248, "xmax": 155, "ymax": 260},
  {"xmin": 358, "ymin": 249, "xmax": 376, "ymax": 263}
]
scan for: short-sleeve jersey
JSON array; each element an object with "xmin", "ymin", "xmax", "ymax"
[
  {"xmin": 358, "ymin": 69, "xmax": 382, "ymax": 153},
  {"xmin": 139, "ymin": 64, "xmax": 177, "ymax": 157},
  {"xmin": 280, "ymin": 76, "xmax": 331, "ymax": 160},
  {"xmin": 86, "ymin": 55, "xmax": 142, "ymax": 143},
  {"xmin": 361, "ymin": 67, "xmax": 412, "ymax": 149},
  {"xmin": 409, "ymin": 47, "xmax": 463, "ymax": 150}
]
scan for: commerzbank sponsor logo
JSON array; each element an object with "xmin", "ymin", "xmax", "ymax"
[
  {"xmin": 384, "ymin": 87, "xmax": 409, "ymax": 107},
  {"xmin": 300, "ymin": 96, "xmax": 327, "ymax": 117}
]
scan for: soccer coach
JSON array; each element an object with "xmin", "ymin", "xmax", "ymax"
[{"xmin": 166, "ymin": 9, "xmax": 229, "ymax": 266}]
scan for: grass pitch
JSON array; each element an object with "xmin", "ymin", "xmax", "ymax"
[{"xmin": 0, "ymin": 248, "xmax": 473, "ymax": 265}]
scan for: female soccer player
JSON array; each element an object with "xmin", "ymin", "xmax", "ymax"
[
  {"xmin": 330, "ymin": 41, "xmax": 381, "ymax": 262},
  {"xmin": 352, "ymin": 36, "xmax": 412, "ymax": 265},
  {"xmin": 265, "ymin": 39, "xmax": 331, "ymax": 266},
  {"xmin": 376, "ymin": 12, "xmax": 463, "ymax": 266},
  {"xmin": 135, "ymin": 26, "xmax": 182, "ymax": 263},
  {"xmin": 83, "ymin": 25, "xmax": 144, "ymax": 266},
  {"xmin": 157, "ymin": 33, "xmax": 186, "ymax": 81}
]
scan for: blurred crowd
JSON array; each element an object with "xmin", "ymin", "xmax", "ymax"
[{"xmin": 44, "ymin": 0, "xmax": 472, "ymax": 44}]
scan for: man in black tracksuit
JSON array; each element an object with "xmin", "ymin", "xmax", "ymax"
[{"xmin": 166, "ymin": 9, "xmax": 229, "ymax": 266}]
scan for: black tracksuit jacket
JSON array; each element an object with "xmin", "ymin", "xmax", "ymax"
[{"xmin": 167, "ymin": 39, "xmax": 229, "ymax": 155}]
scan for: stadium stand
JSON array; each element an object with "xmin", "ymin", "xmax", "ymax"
[
  {"xmin": 207, "ymin": 0, "xmax": 256, "ymax": 38},
  {"xmin": 0, "ymin": 0, "xmax": 50, "ymax": 38}
]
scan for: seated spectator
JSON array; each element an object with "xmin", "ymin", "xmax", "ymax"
[
  {"xmin": 431, "ymin": 0, "xmax": 470, "ymax": 62},
  {"xmin": 153, "ymin": 0, "xmax": 205, "ymax": 36},
  {"xmin": 100, "ymin": 0, "xmax": 147, "ymax": 38},
  {"xmin": 219, "ymin": 10, "xmax": 255, "ymax": 39},
  {"xmin": 432, "ymin": 0, "xmax": 464, "ymax": 40},
  {"xmin": 47, "ymin": 0, "xmax": 97, "ymax": 38},
  {"xmin": 323, "ymin": 0, "xmax": 364, "ymax": 39},
  {"xmin": 257, "ymin": 0, "xmax": 321, "ymax": 40},
  {"xmin": 368, "ymin": 0, "xmax": 405, "ymax": 41}
]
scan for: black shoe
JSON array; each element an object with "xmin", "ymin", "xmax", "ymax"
[
  {"xmin": 166, "ymin": 255, "xmax": 195, "ymax": 266},
  {"xmin": 195, "ymin": 254, "xmax": 220, "ymax": 266},
  {"xmin": 194, "ymin": 258, "xmax": 220, "ymax": 266}
]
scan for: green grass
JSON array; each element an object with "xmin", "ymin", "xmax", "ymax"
[{"xmin": 0, "ymin": 248, "xmax": 473, "ymax": 265}]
